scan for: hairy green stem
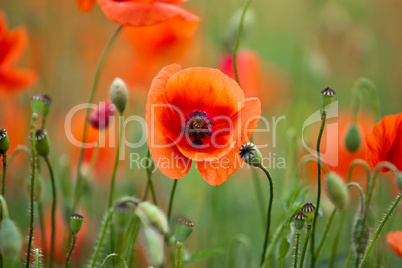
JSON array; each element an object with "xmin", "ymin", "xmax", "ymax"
[
  {"xmin": 314, "ymin": 208, "xmax": 337, "ymax": 262},
  {"xmin": 100, "ymin": 253, "xmax": 127, "ymax": 268},
  {"xmin": 1, "ymin": 154, "xmax": 6, "ymax": 198},
  {"xmin": 65, "ymin": 235, "xmax": 77, "ymax": 268},
  {"xmin": 310, "ymin": 113, "xmax": 326, "ymax": 267},
  {"xmin": 300, "ymin": 228, "xmax": 312, "ymax": 268},
  {"xmin": 7, "ymin": 145, "xmax": 31, "ymax": 166},
  {"xmin": 347, "ymin": 183, "xmax": 364, "ymax": 215},
  {"xmin": 294, "ymin": 231, "xmax": 301, "ymax": 268},
  {"xmin": 37, "ymin": 201, "xmax": 47, "ymax": 260},
  {"xmin": 259, "ymin": 165, "xmax": 274, "ymax": 267},
  {"xmin": 35, "ymin": 248, "xmax": 40, "ymax": 268},
  {"xmin": 90, "ymin": 209, "xmax": 114, "ymax": 268},
  {"xmin": 44, "ymin": 157, "xmax": 56, "ymax": 267},
  {"xmin": 175, "ymin": 242, "xmax": 183, "ymax": 268}
]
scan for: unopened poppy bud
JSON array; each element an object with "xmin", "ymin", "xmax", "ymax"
[
  {"xmin": 344, "ymin": 124, "xmax": 361, "ymax": 152},
  {"xmin": 239, "ymin": 142, "xmax": 262, "ymax": 167},
  {"xmin": 110, "ymin": 78, "xmax": 128, "ymax": 114},
  {"xmin": 175, "ymin": 218, "xmax": 195, "ymax": 243},
  {"xmin": 352, "ymin": 217, "xmax": 369, "ymax": 255},
  {"xmin": 397, "ymin": 173, "xmax": 402, "ymax": 191},
  {"xmin": 301, "ymin": 203, "xmax": 315, "ymax": 227},
  {"xmin": 31, "ymin": 94, "xmax": 45, "ymax": 114},
  {"xmin": 41, "ymin": 95, "xmax": 52, "ymax": 118},
  {"xmin": 143, "ymin": 226, "xmax": 164, "ymax": 266},
  {"xmin": 30, "ymin": 130, "xmax": 50, "ymax": 157},
  {"xmin": 325, "ymin": 172, "xmax": 348, "ymax": 210},
  {"xmin": 294, "ymin": 211, "xmax": 305, "ymax": 230},
  {"xmin": 136, "ymin": 202, "xmax": 168, "ymax": 234},
  {"xmin": 0, "ymin": 219, "xmax": 22, "ymax": 258},
  {"xmin": 113, "ymin": 201, "xmax": 133, "ymax": 230},
  {"xmin": 321, "ymin": 87, "xmax": 336, "ymax": 111},
  {"xmin": 69, "ymin": 214, "xmax": 84, "ymax": 234},
  {"xmin": 89, "ymin": 102, "xmax": 115, "ymax": 129},
  {"xmin": 0, "ymin": 129, "xmax": 10, "ymax": 155}
]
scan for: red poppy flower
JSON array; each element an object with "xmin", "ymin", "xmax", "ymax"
[
  {"xmin": 89, "ymin": 101, "xmax": 115, "ymax": 129},
  {"xmin": 146, "ymin": 64, "xmax": 261, "ymax": 185},
  {"xmin": 99, "ymin": 0, "xmax": 199, "ymax": 36},
  {"xmin": 365, "ymin": 113, "xmax": 402, "ymax": 171},
  {"xmin": 0, "ymin": 11, "xmax": 37, "ymax": 93},
  {"xmin": 76, "ymin": 0, "xmax": 97, "ymax": 12},
  {"xmin": 386, "ymin": 231, "xmax": 402, "ymax": 257}
]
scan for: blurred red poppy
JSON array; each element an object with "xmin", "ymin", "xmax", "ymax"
[
  {"xmin": 146, "ymin": 64, "xmax": 261, "ymax": 185},
  {"xmin": 386, "ymin": 231, "xmax": 402, "ymax": 257},
  {"xmin": 0, "ymin": 11, "xmax": 37, "ymax": 94},
  {"xmin": 76, "ymin": 0, "xmax": 97, "ymax": 12}
]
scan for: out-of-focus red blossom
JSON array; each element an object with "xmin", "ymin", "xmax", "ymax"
[
  {"xmin": 0, "ymin": 11, "xmax": 37, "ymax": 93},
  {"xmin": 218, "ymin": 49, "xmax": 289, "ymax": 108},
  {"xmin": 386, "ymin": 231, "xmax": 402, "ymax": 257},
  {"xmin": 89, "ymin": 101, "xmax": 115, "ymax": 129},
  {"xmin": 365, "ymin": 113, "xmax": 402, "ymax": 172},
  {"xmin": 305, "ymin": 111, "xmax": 374, "ymax": 184},
  {"xmin": 76, "ymin": 0, "xmax": 97, "ymax": 12},
  {"xmin": 99, "ymin": 0, "xmax": 199, "ymax": 36}
]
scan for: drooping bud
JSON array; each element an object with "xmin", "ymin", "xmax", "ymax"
[
  {"xmin": 301, "ymin": 203, "xmax": 315, "ymax": 227},
  {"xmin": 344, "ymin": 124, "xmax": 361, "ymax": 152},
  {"xmin": 0, "ymin": 129, "xmax": 10, "ymax": 156},
  {"xmin": 325, "ymin": 172, "xmax": 348, "ymax": 210},
  {"xmin": 321, "ymin": 87, "xmax": 336, "ymax": 111},
  {"xmin": 69, "ymin": 214, "xmax": 84, "ymax": 234},
  {"xmin": 41, "ymin": 95, "xmax": 52, "ymax": 119},
  {"xmin": 397, "ymin": 173, "xmax": 402, "ymax": 191},
  {"xmin": 294, "ymin": 211, "xmax": 305, "ymax": 230},
  {"xmin": 113, "ymin": 200, "xmax": 134, "ymax": 231},
  {"xmin": 31, "ymin": 94, "xmax": 45, "ymax": 114},
  {"xmin": 0, "ymin": 219, "xmax": 22, "ymax": 258},
  {"xmin": 30, "ymin": 129, "xmax": 50, "ymax": 157},
  {"xmin": 143, "ymin": 226, "xmax": 164, "ymax": 266},
  {"xmin": 239, "ymin": 142, "xmax": 262, "ymax": 167},
  {"xmin": 175, "ymin": 218, "xmax": 195, "ymax": 243},
  {"xmin": 136, "ymin": 202, "xmax": 168, "ymax": 234},
  {"xmin": 352, "ymin": 217, "xmax": 369, "ymax": 256},
  {"xmin": 110, "ymin": 78, "xmax": 128, "ymax": 114},
  {"xmin": 89, "ymin": 102, "xmax": 115, "ymax": 129}
]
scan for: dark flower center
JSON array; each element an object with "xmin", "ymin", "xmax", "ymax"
[{"xmin": 183, "ymin": 110, "xmax": 214, "ymax": 146}]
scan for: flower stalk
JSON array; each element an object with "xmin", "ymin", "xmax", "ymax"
[{"xmin": 44, "ymin": 157, "xmax": 56, "ymax": 267}]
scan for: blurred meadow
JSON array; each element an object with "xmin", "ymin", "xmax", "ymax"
[{"xmin": 1, "ymin": 0, "xmax": 402, "ymax": 267}]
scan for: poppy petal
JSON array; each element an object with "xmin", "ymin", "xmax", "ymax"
[
  {"xmin": 0, "ymin": 67, "xmax": 37, "ymax": 93},
  {"xmin": 0, "ymin": 27, "xmax": 28, "ymax": 66},
  {"xmin": 77, "ymin": 0, "xmax": 97, "ymax": 12},
  {"xmin": 386, "ymin": 231, "xmax": 402, "ymax": 257}
]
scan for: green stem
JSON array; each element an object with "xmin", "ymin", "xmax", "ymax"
[
  {"xmin": 314, "ymin": 208, "xmax": 337, "ymax": 262},
  {"xmin": 345, "ymin": 246, "xmax": 353, "ymax": 267},
  {"xmin": 168, "ymin": 180, "xmax": 178, "ymax": 222},
  {"xmin": 351, "ymin": 78, "xmax": 380, "ymax": 123},
  {"xmin": 310, "ymin": 113, "xmax": 326, "ymax": 268},
  {"xmin": 100, "ymin": 253, "xmax": 128, "ymax": 268},
  {"xmin": 90, "ymin": 209, "xmax": 114, "ymax": 268},
  {"xmin": 65, "ymin": 235, "xmax": 77, "ymax": 268},
  {"xmin": 175, "ymin": 242, "xmax": 183, "ymax": 268},
  {"xmin": 294, "ymin": 231, "xmax": 301, "ymax": 268},
  {"xmin": 0, "ymin": 195, "xmax": 9, "ymax": 218},
  {"xmin": 35, "ymin": 248, "xmax": 40, "ymax": 268},
  {"xmin": 1, "ymin": 154, "xmax": 6, "ymax": 197},
  {"xmin": 358, "ymin": 192, "xmax": 402, "ymax": 267},
  {"xmin": 7, "ymin": 145, "xmax": 31, "ymax": 166},
  {"xmin": 37, "ymin": 201, "xmax": 48, "ymax": 260},
  {"xmin": 121, "ymin": 216, "xmax": 141, "ymax": 265},
  {"xmin": 259, "ymin": 165, "xmax": 274, "ymax": 267},
  {"xmin": 227, "ymin": 235, "xmax": 252, "ymax": 268},
  {"xmin": 44, "ymin": 157, "xmax": 56, "ymax": 268},
  {"xmin": 262, "ymin": 220, "xmax": 286, "ymax": 267},
  {"xmin": 347, "ymin": 183, "xmax": 364, "ymax": 215},
  {"xmin": 26, "ymin": 113, "xmax": 38, "ymax": 268},
  {"xmin": 72, "ymin": 25, "xmax": 123, "ymax": 212},
  {"xmin": 252, "ymin": 167, "xmax": 265, "ymax": 227},
  {"xmin": 143, "ymin": 150, "xmax": 158, "ymax": 205},
  {"xmin": 300, "ymin": 228, "xmax": 312, "ymax": 268}
]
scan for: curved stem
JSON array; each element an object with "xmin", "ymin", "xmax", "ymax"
[
  {"xmin": 100, "ymin": 253, "xmax": 128, "ymax": 268},
  {"xmin": 310, "ymin": 113, "xmax": 326, "ymax": 267},
  {"xmin": 175, "ymin": 242, "xmax": 183, "ymax": 268},
  {"xmin": 314, "ymin": 208, "xmax": 337, "ymax": 262},
  {"xmin": 0, "ymin": 195, "xmax": 9, "ymax": 218},
  {"xmin": 90, "ymin": 209, "xmax": 114, "ymax": 268},
  {"xmin": 227, "ymin": 235, "xmax": 252, "ymax": 268},
  {"xmin": 7, "ymin": 145, "xmax": 31, "ymax": 166},
  {"xmin": 65, "ymin": 235, "xmax": 77, "ymax": 268},
  {"xmin": 346, "ymin": 159, "xmax": 371, "ymax": 184},
  {"xmin": 347, "ymin": 183, "xmax": 364, "ymax": 215},
  {"xmin": 26, "ymin": 113, "xmax": 38, "ymax": 268},
  {"xmin": 351, "ymin": 78, "xmax": 380, "ymax": 123},
  {"xmin": 294, "ymin": 231, "xmax": 301, "ymax": 268},
  {"xmin": 359, "ymin": 192, "xmax": 402, "ymax": 267},
  {"xmin": 72, "ymin": 25, "xmax": 123, "ymax": 212},
  {"xmin": 300, "ymin": 228, "xmax": 312, "ymax": 268},
  {"xmin": 168, "ymin": 180, "xmax": 178, "ymax": 222},
  {"xmin": 44, "ymin": 157, "xmax": 56, "ymax": 267},
  {"xmin": 259, "ymin": 165, "xmax": 274, "ymax": 266}
]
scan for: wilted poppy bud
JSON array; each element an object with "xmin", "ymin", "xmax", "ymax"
[
  {"xmin": 352, "ymin": 217, "xmax": 369, "ymax": 255},
  {"xmin": 240, "ymin": 142, "xmax": 262, "ymax": 167},
  {"xmin": 41, "ymin": 95, "xmax": 52, "ymax": 118},
  {"xmin": 113, "ymin": 201, "xmax": 133, "ymax": 231},
  {"xmin": 321, "ymin": 87, "xmax": 336, "ymax": 111},
  {"xmin": 0, "ymin": 219, "xmax": 22, "ymax": 258},
  {"xmin": 69, "ymin": 214, "xmax": 84, "ymax": 234},
  {"xmin": 31, "ymin": 94, "xmax": 46, "ymax": 114},
  {"xmin": 30, "ymin": 130, "xmax": 50, "ymax": 157},
  {"xmin": 294, "ymin": 211, "xmax": 305, "ymax": 230},
  {"xmin": 0, "ymin": 129, "xmax": 10, "ymax": 155},
  {"xmin": 344, "ymin": 124, "xmax": 361, "ymax": 152},
  {"xmin": 325, "ymin": 172, "xmax": 348, "ymax": 210},
  {"xmin": 136, "ymin": 202, "xmax": 168, "ymax": 234},
  {"xmin": 89, "ymin": 102, "xmax": 115, "ymax": 129},
  {"xmin": 175, "ymin": 218, "xmax": 195, "ymax": 243},
  {"xmin": 110, "ymin": 78, "xmax": 128, "ymax": 114},
  {"xmin": 301, "ymin": 203, "xmax": 315, "ymax": 227}
]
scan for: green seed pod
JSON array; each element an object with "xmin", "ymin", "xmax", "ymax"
[
  {"xmin": 110, "ymin": 78, "xmax": 128, "ymax": 114},
  {"xmin": 143, "ymin": 226, "xmax": 164, "ymax": 266},
  {"xmin": 325, "ymin": 172, "xmax": 348, "ymax": 210},
  {"xmin": 31, "ymin": 94, "xmax": 45, "ymax": 114},
  {"xmin": 41, "ymin": 95, "xmax": 52, "ymax": 119},
  {"xmin": 344, "ymin": 124, "xmax": 361, "ymax": 152},
  {"xmin": 113, "ymin": 201, "xmax": 134, "ymax": 231},
  {"xmin": 321, "ymin": 87, "xmax": 336, "ymax": 111},
  {"xmin": 239, "ymin": 142, "xmax": 263, "ymax": 167},
  {"xmin": 397, "ymin": 173, "xmax": 402, "ymax": 191},
  {"xmin": 301, "ymin": 203, "xmax": 315, "ymax": 227},
  {"xmin": 0, "ymin": 219, "xmax": 22, "ymax": 258},
  {"xmin": 69, "ymin": 214, "xmax": 84, "ymax": 234},
  {"xmin": 294, "ymin": 211, "xmax": 305, "ymax": 231},
  {"xmin": 175, "ymin": 218, "xmax": 195, "ymax": 243},
  {"xmin": 30, "ymin": 130, "xmax": 50, "ymax": 157},
  {"xmin": 136, "ymin": 202, "xmax": 168, "ymax": 234},
  {"xmin": 352, "ymin": 217, "xmax": 369, "ymax": 256},
  {"xmin": 0, "ymin": 129, "xmax": 10, "ymax": 156}
]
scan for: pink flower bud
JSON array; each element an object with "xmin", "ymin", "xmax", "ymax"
[{"xmin": 89, "ymin": 102, "xmax": 115, "ymax": 129}]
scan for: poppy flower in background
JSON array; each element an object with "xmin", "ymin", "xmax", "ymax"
[
  {"xmin": 365, "ymin": 113, "xmax": 402, "ymax": 172},
  {"xmin": 76, "ymin": 0, "xmax": 97, "ymax": 12},
  {"xmin": 386, "ymin": 231, "xmax": 402, "ymax": 257},
  {"xmin": 89, "ymin": 101, "xmax": 115, "ymax": 129},
  {"xmin": 99, "ymin": 0, "xmax": 199, "ymax": 36},
  {"xmin": 0, "ymin": 11, "xmax": 37, "ymax": 94},
  {"xmin": 146, "ymin": 64, "xmax": 261, "ymax": 186}
]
